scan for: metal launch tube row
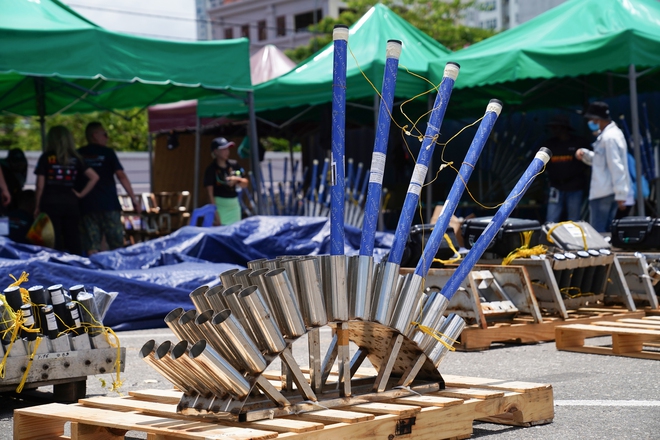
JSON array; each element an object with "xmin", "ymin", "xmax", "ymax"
[
  {"xmin": 330, "ymin": 24, "xmax": 348, "ymax": 257},
  {"xmin": 389, "ymin": 100, "xmax": 502, "ymax": 334},
  {"xmin": 440, "ymin": 147, "xmax": 552, "ymax": 302},
  {"xmin": 372, "ymin": 62, "xmax": 460, "ymax": 325}
]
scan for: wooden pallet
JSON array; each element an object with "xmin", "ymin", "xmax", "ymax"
[
  {"xmin": 555, "ymin": 316, "xmax": 660, "ymax": 360},
  {"xmin": 456, "ymin": 308, "xmax": 645, "ymax": 351},
  {"xmin": 13, "ymin": 375, "xmax": 553, "ymax": 440}
]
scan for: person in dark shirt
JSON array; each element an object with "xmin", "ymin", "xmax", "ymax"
[
  {"xmin": 0, "ymin": 148, "xmax": 27, "ymax": 211},
  {"xmin": 544, "ymin": 115, "xmax": 591, "ymax": 223},
  {"xmin": 7, "ymin": 189, "xmax": 35, "ymax": 244},
  {"xmin": 78, "ymin": 122, "xmax": 137, "ymax": 255},
  {"xmin": 34, "ymin": 125, "xmax": 99, "ymax": 255},
  {"xmin": 203, "ymin": 137, "xmax": 248, "ymax": 225}
]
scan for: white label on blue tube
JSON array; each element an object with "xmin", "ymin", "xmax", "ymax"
[
  {"xmin": 330, "ymin": 159, "xmax": 337, "ymax": 186},
  {"xmin": 369, "ymin": 152, "xmax": 386, "ymax": 185},
  {"xmin": 411, "ymin": 163, "xmax": 428, "ymax": 186},
  {"xmin": 407, "ymin": 182, "xmax": 422, "ymax": 196}
]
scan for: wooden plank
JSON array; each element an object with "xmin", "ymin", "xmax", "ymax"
[
  {"xmin": 13, "ymin": 403, "xmax": 278, "ymax": 440},
  {"xmin": 346, "ymin": 402, "xmax": 421, "ymax": 417},
  {"xmin": 591, "ymin": 321, "xmax": 660, "ymax": 330},
  {"xmin": 555, "ymin": 325, "xmax": 660, "ymax": 360},
  {"xmin": 442, "ymin": 375, "xmax": 552, "ymax": 392},
  {"xmin": 129, "ymin": 389, "xmax": 183, "ymax": 404},
  {"xmin": 294, "ymin": 409, "xmax": 375, "ymax": 424},
  {"xmin": 391, "ymin": 395, "xmax": 464, "ymax": 408},
  {"xmin": 436, "ymin": 387, "xmax": 505, "ymax": 400},
  {"xmin": 557, "ymin": 323, "xmax": 660, "ymax": 337}
]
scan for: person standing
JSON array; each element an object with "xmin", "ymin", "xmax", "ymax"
[
  {"xmin": 77, "ymin": 122, "xmax": 138, "ymax": 255},
  {"xmin": 575, "ymin": 102, "xmax": 631, "ymax": 233},
  {"xmin": 203, "ymin": 137, "xmax": 248, "ymax": 226},
  {"xmin": 544, "ymin": 114, "xmax": 591, "ymax": 223},
  {"xmin": 34, "ymin": 125, "xmax": 99, "ymax": 254}
]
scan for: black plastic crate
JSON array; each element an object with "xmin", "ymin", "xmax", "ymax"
[
  {"xmin": 461, "ymin": 217, "xmax": 541, "ymax": 258},
  {"xmin": 611, "ymin": 216, "xmax": 660, "ymax": 250}
]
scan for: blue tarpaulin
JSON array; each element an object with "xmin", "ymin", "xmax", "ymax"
[{"xmin": 0, "ymin": 216, "xmax": 393, "ymax": 330}]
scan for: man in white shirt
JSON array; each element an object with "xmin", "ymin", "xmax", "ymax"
[{"xmin": 575, "ymin": 101, "xmax": 630, "ymax": 233}]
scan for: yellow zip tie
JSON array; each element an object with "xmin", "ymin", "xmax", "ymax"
[
  {"xmin": 410, "ymin": 322, "xmax": 459, "ymax": 351},
  {"xmin": 546, "ymin": 221, "xmax": 588, "ymax": 250},
  {"xmin": 16, "ymin": 336, "xmax": 43, "ymax": 393}
]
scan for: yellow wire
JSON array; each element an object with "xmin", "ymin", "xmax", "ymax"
[
  {"xmin": 546, "ymin": 221, "xmax": 588, "ymax": 250},
  {"xmin": 410, "ymin": 322, "xmax": 459, "ymax": 351},
  {"xmin": 16, "ymin": 337, "xmax": 43, "ymax": 393}
]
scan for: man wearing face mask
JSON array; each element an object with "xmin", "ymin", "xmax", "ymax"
[{"xmin": 575, "ymin": 101, "xmax": 630, "ymax": 233}]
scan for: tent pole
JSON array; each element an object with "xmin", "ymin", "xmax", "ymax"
[
  {"xmin": 193, "ymin": 116, "xmax": 201, "ymax": 208},
  {"xmin": 247, "ymin": 91, "xmax": 262, "ymax": 214},
  {"xmin": 628, "ymin": 64, "xmax": 645, "ymax": 216},
  {"xmin": 147, "ymin": 133, "xmax": 153, "ymax": 193}
]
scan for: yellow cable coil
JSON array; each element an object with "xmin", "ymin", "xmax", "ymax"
[{"xmin": 502, "ymin": 230, "xmax": 547, "ymax": 265}]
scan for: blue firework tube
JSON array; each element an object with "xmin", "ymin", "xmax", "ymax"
[
  {"xmin": 621, "ymin": 114, "xmax": 652, "ymax": 181},
  {"xmin": 283, "ymin": 156, "xmax": 288, "ymax": 189},
  {"xmin": 440, "ymin": 148, "xmax": 552, "ymax": 301},
  {"xmin": 357, "ymin": 167, "xmax": 369, "ymax": 205},
  {"xmin": 359, "ymin": 40, "xmax": 403, "ymax": 257},
  {"xmin": 642, "ymin": 103, "xmax": 655, "ymax": 180},
  {"xmin": 319, "ymin": 157, "xmax": 330, "ymax": 204},
  {"xmin": 267, "ymin": 160, "xmax": 279, "ymax": 215},
  {"xmin": 347, "ymin": 158, "xmax": 354, "ymax": 192},
  {"xmin": 387, "ymin": 62, "xmax": 460, "ymax": 264},
  {"xmin": 330, "ymin": 25, "xmax": 348, "ymax": 256},
  {"xmin": 415, "ymin": 100, "xmax": 503, "ymax": 277},
  {"xmin": 309, "ymin": 159, "xmax": 319, "ymax": 201}
]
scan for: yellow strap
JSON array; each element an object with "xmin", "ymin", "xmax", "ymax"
[
  {"xmin": 546, "ymin": 221, "xmax": 588, "ymax": 250},
  {"xmin": 433, "ymin": 233, "xmax": 462, "ymax": 265},
  {"xmin": 16, "ymin": 337, "xmax": 43, "ymax": 393},
  {"xmin": 410, "ymin": 321, "xmax": 459, "ymax": 351}
]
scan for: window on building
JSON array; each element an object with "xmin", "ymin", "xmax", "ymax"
[
  {"xmin": 258, "ymin": 20, "xmax": 267, "ymax": 41},
  {"xmin": 241, "ymin": 24, "xmax": 250, "ymax": 39},
  {"xmin": 276, "ymin": 16, "xmax": 286, "ymax": 37},
  {"xmin": 294, "ymin": 10, "xmax": 323, "ymax": 32},
  {"xmin": 480, "ymin": 0, "xmax": 497, "ymax": 11},
  {"xmin": 224, "ymin": 28, "xmax": 234, "ymax": 39}
]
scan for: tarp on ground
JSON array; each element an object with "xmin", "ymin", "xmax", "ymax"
[
  {"xmin": 0, "ymin": 0, "xmax": 252, "ymax": 116},
  {"xmin": 428, "ymin": 0, "xmax": 660, "ymax": 114},
  {"xmin": 197, "ymin": 4, "xmax": 451, "ymax": 118},
  {"xmin": 0, "ymin": 216, "xmax": 393, "ymax": 331}
]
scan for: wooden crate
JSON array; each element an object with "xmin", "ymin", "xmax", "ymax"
[
  {"xmin": 13, "ymin": 375, "xmax": 554, "ymax": 440},
  {"xmin": 555, "ymin": 316, "xmax": 660, "ymax": 360},
  {"xmin": 456, "ymin": 308, "xmax": 645, "ymax": 351}
]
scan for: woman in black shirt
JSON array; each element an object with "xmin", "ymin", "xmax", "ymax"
[{"xmin": 34, "ymin": 126, "xmax": 99, "ymax": 255}]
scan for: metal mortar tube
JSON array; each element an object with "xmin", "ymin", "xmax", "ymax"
[
  {"xmin": 219, "ymin": 268, "xmax": 240, "ymax": 288},
  {"xmin": 413, "ymin": 315, "xmax": 447, "ymax": 353},
  {"xmin": 171, "ymin": 340, "xmax": 229, "ymax": 397},
  {"xmin": 295, "ymin": 257, "xmax": 327, "ymax": 327},
  {"xmin": 189, "ymin": 285, "xmax": 211, "ymax": 314},
  {"xmin": 263, "ymin": 259, "xmax": 281, "ymax": 270},
  {"xmin": 280, "ymin": 258, "xmax": 302, "ymax": 306},
  {"xmin": 0, "ymin": 303, "xmax": 14, "ymax": 345},
  {"xmin": 247, "ymin": 258, "xmax": 268, "ymax": 270},
  {"xmin": 211, "ymin": 309, "xmax": 267, "ymax": 374},
  {"xmin": 194, "ymin": 309, "xmax": 243, "ymax": 367},
  {"xmin": 346, "ymin": 255, "xmax": 359, "ymax": 320},
  {"xmin": 233, "ymin": 268, "xmax": 254, "ymax": 289},
  {"xmin": 426, "ymin": 314, "xmax": 466, "ymax": 367},
  {"xmin": 5, "ymin": 338, "xmax": 27, "ymax": 357},
  {"xmin": 188, "ymin": 340, "xmax": 251, "ymax": 400},
  {"xmin": 352, "ymin": 255, "xmax": 374, "ymax": 321},
  {"xmin": 139, "ymin": 340, "xmax": 196, "ymax": 394},
  {"xmin": 264, "ymin": 268, "xmax": 306, "ymax": 337},
  {"xmin": 248, "ymin": 268, "xmax": 276, "ymax": 322},
  {"xmin": 390, "ymin": 273, "xmax": 425, "ymax": 334},
  {"xmin": 222, "ymin": 284, "xmax": 260, "ymax": 344},
  {"xmin": 178, "ymin": 309, "xmax": 206, "ymax": 344},
  {"xmin": 320, "ymin": 254, "xmax": 349, "ymax": 322},
  {"xmin": 372, "ymin": 261, "xmax": 400, "ymax": 325},
  {"xmin": 156, "ymin": 340, "xmax": 211, "ymax": 395},
  {"xmin": 238, "ymin": 286, "xmax": 287, "ymax": 355},
  {"xmin": 204, "ymin": 285, "xmax": 226, "ymax": 313},
  {"xmin": 164, "ymin": 307, "xmax": 188, "ymax": 342},
  {"xmin": 407, "ymin": 291, "xmax": 449, "ymax": 341},
  {"xmin": 76, "ymin": 291, "xmax": 103, "ymax": 336}
]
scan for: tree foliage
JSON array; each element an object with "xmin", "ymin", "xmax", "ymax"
[
  {"xmin": 0, "ymin": 110, "xmax": 148, "ymax": 152},
  {"xmin": 285, "ymin": 0, "xmax": 495, "ymax": 63}
]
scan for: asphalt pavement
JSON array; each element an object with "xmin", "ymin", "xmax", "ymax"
[{"xmin": 2, "ymin": 326, "xmax": 659, "ymax": 439}]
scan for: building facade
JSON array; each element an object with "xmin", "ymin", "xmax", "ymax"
[{"xmin": 199, "ymin": 0, "xmax": 567, "ymax": 50}]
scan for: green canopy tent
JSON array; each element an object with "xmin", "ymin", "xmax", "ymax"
[
  {"xmin": 0, "ymin": 0, "xmax": 257, "ymax": 208},
  {"xmin": 198, "ymin": 3, "xmax": 450, "ymax": 121},
  {"xmin": 428, "ymin": 0, "xmax": 660, "ymax": 215}
]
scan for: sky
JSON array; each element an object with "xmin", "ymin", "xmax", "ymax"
[{"xmin": 61, "ymin": 0, "xmax": 198, "ymax": 41}]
